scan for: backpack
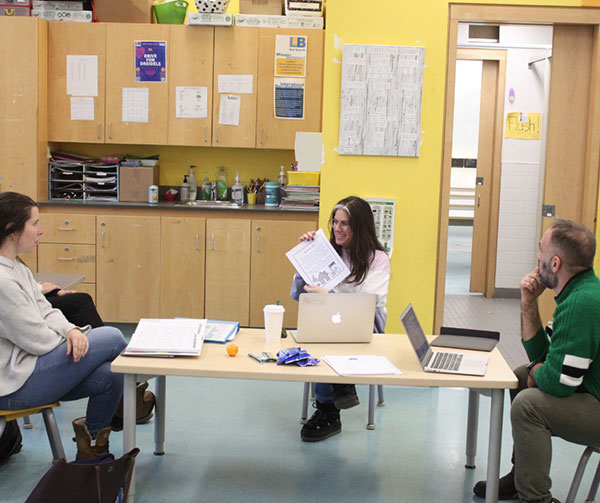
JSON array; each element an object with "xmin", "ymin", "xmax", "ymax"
[{"xmin": 0, "ymin": 420, "xmax": 23, "ymax": 464}]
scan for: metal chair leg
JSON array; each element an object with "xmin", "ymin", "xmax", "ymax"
[
  {"xmin": 566, "ymin": 446, "xmax": 596, "ymax": 503},
  {"xmin": 300, "ymin": 382, "xmax": 310, "ymax": 424},
  {"xmin": 41, "ymin": 408, "xmax": 66, "ymax": 462},
  {"xmin": 310, "ymin": 382, "xmax": 316, "ymax": 401},
  {"xmin": 586, "ymin": 457, "xmax": 600, "ymax": 502},
  {"xmin": 367, "ymin": 385, "xmax": 376, "ymax": 430},
  {"xmin": 377, "ymin": 385, "xmax": 385, "ymax": 406},
  {"xmin": 22, "ymin": 415, "xmax": 33, "ymax": 429}
]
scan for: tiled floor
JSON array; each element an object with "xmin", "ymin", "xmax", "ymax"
[{"xmin": 0, "ymin": 228, "xmax": 593, "ymax": 503}]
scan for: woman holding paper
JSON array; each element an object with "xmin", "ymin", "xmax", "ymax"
[
  {"xmin": 290, "ymin": 195, "xmax": 390, "ymax": 442},
  {"xmin": 0, "ymin": 192, "xmax": 127, "ymax": 460}
]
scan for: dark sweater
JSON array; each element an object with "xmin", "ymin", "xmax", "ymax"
[{"xmin": 524, "ymin": 269, "xmax": 600, "ymax": 399}]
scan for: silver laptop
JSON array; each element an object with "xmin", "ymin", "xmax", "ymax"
[
  {"xmin": 289, "ymin": 293, "xmax": 376, "ymax": 343},
  {"xmin": 400, "ymin": 304, "xmax": 488, "ymax": 376}
]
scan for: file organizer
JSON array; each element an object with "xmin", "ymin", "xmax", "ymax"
[{"xmin": 49, "ymin": 161, "xmax": 119, "ymax": 201}]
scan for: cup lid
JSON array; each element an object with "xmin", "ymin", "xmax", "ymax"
[{"xmin": 263, "ymin": 304, "xmax": 285, "ymax": 312}]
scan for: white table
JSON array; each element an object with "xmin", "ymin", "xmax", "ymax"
[{"xmin": 111, "ymin": 329, "xmax": 518, "ymax": 503}]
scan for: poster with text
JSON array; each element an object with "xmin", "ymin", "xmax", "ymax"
[
  {"xmin": 135, "ymin": 41, "xmax": 167, "ymax": 83},
  {"xmin": 275, "ymin": 34, "xmax": 307, "ymax": 78},
  {"xmin": 274, "ymin": 78, "xmax": 304, "ymax": 119},
  {"xmin": 505, "ymin": 112, "xmax": 540, "ymax": 140}
]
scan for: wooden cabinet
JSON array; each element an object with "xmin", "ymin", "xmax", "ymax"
[
  {"xmin": 256, "ymin": 29, "xmax": 324, "ymax": 149},
  {"xmin": 205, "ymin": 218, "xmax": 251, "ymax": 324},
  {"xmin": 249, "ymin": 219, "xmax": 317, "ymax": 327},
  {"xmin": 160, "ymin": 216, "xmax": 205, "ymax": 318},
  {"xmin": 168, "ymin": 25, "xmax": 214, "ymax": 146},
  {"xmin": 105, "ymin": 23, "xmax": 169, "ymax": 145},
  {"xmin": 96, "ymin": 215, "xmax": 160, "ymax": 322},
  {"xmin": 0, "ymin": 17, "xmax": 47, "ymax": 199},
  {"xmin": 212, "ymin": 27, "xmax": 259, "ymax": 148},
  {"xmin": 38, "ymin": 213, "xmax": 96, "ymax": 298},
  {"xmin": 48, "ymin": 22, "xmax": 106, "ymax": 143}
]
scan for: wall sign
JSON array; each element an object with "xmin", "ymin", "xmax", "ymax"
[{"xmin": 135, "ymin": 41, "xmax": 167, "ymax": 83}]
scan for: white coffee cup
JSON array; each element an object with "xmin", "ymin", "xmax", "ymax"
[{"xmin": 263, "ymin": 304, "xmax": 285, "ymax": 343}]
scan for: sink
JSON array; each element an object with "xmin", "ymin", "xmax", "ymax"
[{"xmin": 175, "ymin": 200, "xmax": 243, "ymax": 209}]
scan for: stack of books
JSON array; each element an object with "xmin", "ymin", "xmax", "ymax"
[{"xmin": 281, "ymin": 185, "xmax": 320, "ymax": 209}]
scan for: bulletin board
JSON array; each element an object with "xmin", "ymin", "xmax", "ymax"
[{"xmin": 338, "ymin": 44, "xmax": 425, "ymax": 157}]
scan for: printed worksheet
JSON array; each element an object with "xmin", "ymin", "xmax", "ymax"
[{"xmin": 286, "ymin": 229, "xmax": 350, "ymax": 291}]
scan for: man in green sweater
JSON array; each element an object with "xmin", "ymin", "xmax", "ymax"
[{"xmin": 474, "ymin": 219, "xmax": 600, "ymax": 503}]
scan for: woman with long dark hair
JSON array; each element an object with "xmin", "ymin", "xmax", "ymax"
[
  {"xmin": 0, "ymin": 192, "xmax": 127, "ymax": 459},
  {"xmin": 291, "ymin": 195, "xmax": 390, "ymax": 442}
]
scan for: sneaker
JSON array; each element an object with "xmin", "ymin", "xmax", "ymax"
[
  {"xmin": 473, "ymin": 469, "xmax": 517, "ymax": 500},
  {"xmin": 332, "ymin": 384, "xmax": 360, "ymax": 410},
  {"xmin": 300, "ymin": 401, "xmax": 341, "ymax": 442}
]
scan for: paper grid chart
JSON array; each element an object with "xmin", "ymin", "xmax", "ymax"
[{"xmin": 338, "ymin": 44, "xmax": 425, "ymax": 157}]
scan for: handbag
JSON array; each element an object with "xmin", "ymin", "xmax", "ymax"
[{"xmin": 25, "ymin": 448, "xmax": 139, "ymax": 503}]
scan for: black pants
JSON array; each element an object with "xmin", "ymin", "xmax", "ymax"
[{"xmin": 45, "ymin": 291, "xmax": 104, "ymax": 328}]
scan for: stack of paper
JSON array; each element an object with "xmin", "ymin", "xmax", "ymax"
[
  {"xmin": 124, "ymin": 319, "xmax": 207, "ymax": 357},
  {"xmin": 204, "ymin": 320, "xmax": 240, "ymax": 344},
  {"xmin": 322, "ymin": 355, "xmax": 402, "ymax": 376}
]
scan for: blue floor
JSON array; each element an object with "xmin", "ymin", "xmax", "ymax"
[
  {"xmin": 446, "ymin": 225, "xmax": 473, "ymax": 294},
  {"xmin": 1, "ymin": 377, "xmax": 596, "ymax": 502}
]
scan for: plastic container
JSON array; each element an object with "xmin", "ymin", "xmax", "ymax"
[
  {"xmin": 264, "ymin": 182, "xmax": 280, "ymax": 207},
  {"xmin": 149, "ymin": 185, "xmax": 159, "ymax": 204},
  {"xmin": 195, "ymin": 0, "xmax": 229, "ymax": 13},
  {"xmin": 278, "ymin": 166, "xmax": 287, "ymax": 187},
  {"xmin": 231, "ymin": 171, "xmax": 244, "ymax": 205},
  {"xmin": 188, "ymin": 165, "xmax": 197, "ymax": 202},
  {"xmin": 180, "ymin": 176, "xmax": 190, "ymax": 202},
  {"xmin": 287, "ymin": 171, "xmax": 320, "ymax": 186},
  {"xmin": 201, "ymin": 172, "xmax": 211, "ymax": 201},
  {"xmin": 216, "ymin": 166, "xmax": 228, "ymax": 201},
  {"xmin": 153, "ymin": 0, "xmax": 188, "ymax": 24}
]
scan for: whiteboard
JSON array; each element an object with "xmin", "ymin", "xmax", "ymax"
[{"xmin": 338, "ymin": 44, "xmax": 425, "ymax": 157}]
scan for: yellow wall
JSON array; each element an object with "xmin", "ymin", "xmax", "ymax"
[{"xmin": 322, "ymin": 0, "xmax": 580, "ymax": 334}]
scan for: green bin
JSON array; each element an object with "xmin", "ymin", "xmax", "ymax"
[{"xmin": 153, "ymin": 0, "xmax": 188, "ymax": 24}]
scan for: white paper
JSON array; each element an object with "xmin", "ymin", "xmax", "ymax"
[
  {"xmin": 366, "ymin": 197, "xmax": 395, "ymax": 256},
  {"xmin": 66, "ymin": 55, "xmax": 98, "ymax": 97},
  {"xmin": 323, "ymin": 355, "xmax": 402, "ymax": 376},
  {"xmin": 285, "ymin": 229, "xmax": 350, "ymax": 291},
  {"xmin": 122, "ymin": 88, "xmax": 149, "ymax": 123},
  {"xmin": 218, "ymin": 74, "xmax": 253, "ymax": 94},
  {"xmin": 176, "ymin": 86, "xmax": 208, "ymax": 119},
  {"xmin": 70, "ymin": 96, "xmax": 94, "ymax": 121},
  {"xmin": 294, "ymin": 132, "xmax": 323, "ymax": 171},
  {"xmin": 274, "ymin": 34, "xmax": 307, "ymax": 78},
  {"xmin": 126, "ymin": 319, "xmax": 206, "ymax": 354},
  {"xmin": 218, "ymin": 94, "xmax": 241, "ymax": 126}
]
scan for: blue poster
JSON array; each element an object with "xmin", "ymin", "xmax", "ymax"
[{"xmin": 135, "ymin": 41, "xmax": 167, "ymax": 82}]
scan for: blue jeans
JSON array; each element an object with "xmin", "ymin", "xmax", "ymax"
[
  {"xmin": 0, "ymin": 326, "xmax": 127, "ymax": 437},
  {"xmin": 315, "ymin": 383, "xmax": 334, "ymax": 404}
]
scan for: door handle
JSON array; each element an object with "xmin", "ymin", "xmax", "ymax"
[
  {"xmin": 195, "ymin": 234, "xmax": 199, "ymax": 250},
  {"xmin": 204, "ymin": 127, "xmax": 208, "ymax": 143},
  {"xmin": 477, "ymin": 193, "xmax": 481, "ymax": 208},
  {"xmin": 256, "ymin": 237, "xmax": 261, "ymax": 252},
  {"xmin": 101, "ymin": 231, "xmax": 105, "ymax": 248},
  {"xmin": 58, "ymin": 227, "xmax": 74, "ymax": 231},
  {"xmin": 211, "ymin": 235, "xmax": 215, "ymax": 251},
  {"xmin": 97, "ymin": 123, "xmax": 101, "ymax": 139},
  {"xmin": 108, "ymin": 124, "xmax": 112, "ymax": 140},
  {"xmin": 57, "ymin": 257, "xmax": 74, "ymax": 262},
  {"xmin": 215, "ymin": 127, "xmax": 219, "ymax": 143}
]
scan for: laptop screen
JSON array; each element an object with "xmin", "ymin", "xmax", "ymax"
[{"xmin": 400, "ymin": 304, "xmax": 431, "ymax": 364}]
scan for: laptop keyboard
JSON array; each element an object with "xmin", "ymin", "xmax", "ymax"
[{"xmin": 430, "ymin": 351, "xmax": 463, "ymax": 371}]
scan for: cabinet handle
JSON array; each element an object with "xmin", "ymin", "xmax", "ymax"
[
  {"xmin": 58, "ymin": 227, "xmax": 74, "ymax": 231},
  {"xmin": 195, "ymin": 234, "xmax": 199, "ymax": 250},
  {"xmin": 256, "ymin": 236, "xmax": 261, "ymax": 253},
  {"xmin": 260, "ymin": 128, "xmax": 263, "ymax": 145},
  {"xmin": 211, "ymin": 235, "xmax": 215, "ymax": 251},
  {"xmin": 477, "ymin": 193, "xmax": 481, "ymax": 208},
  {"xmin": 97, "ymin": 123, "xmax": 101, "ymax": 139},
  {"xmin": 57, "ymin": 257, "xmax": 74, "ymax": 262},
  {"xmin": 108, "ymin": 124, "xmax": 112, "ymax": 140},
  {"xmin": 215, "ymin": 127, "xmax": 219, "ymax": 143},
  {"xmin": 204, "ymin": 127, "xmax": 208, "ymax": 143},
  {"xmin": 101, "ymin": 231, "xmax": 105, "ymax": 248}
]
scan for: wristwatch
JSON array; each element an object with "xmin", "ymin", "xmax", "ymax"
[{"xmin": 527, "ymin": 360, "xmax": 538, "ymax": 375}]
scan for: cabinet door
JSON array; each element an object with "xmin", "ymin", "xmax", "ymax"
[
  {"xmin": 168, "ymin": 25, "xmax": 213, "ymax": 146},
  {"xmin": 212, "ymin": 27, "xmax": 258, "ymax": 148},
  {"xmin": 160, "ymin": 216, "xmax": 205, "ymax": 318},
  {"xmin": 96, "ymin": 215, "xmax": 160, "ymax": 322},
  {"xmin": 205, "ymin": 219, "xmax": 250, "ymax": 324},
  {"xmin": 48, "ymin": 22, "xmax": 106, "ymax": 143},
  {"xmin": 0, "ymin": 17, "xmax": 45, "ymax": 199},
  {"xmin": 38, "ymin": 244, "xmax": 96, "ymax": 283},
  {"xmin": 256, "ymin": 29, "xmax": 324, "ymax": 149},
  {"xmin": 105, "ymin": 24, "xmax": 169, "ymax": 145},
  {"xmin": 249, "ymin": 219, "xmax": 317, "ymax": 327}
]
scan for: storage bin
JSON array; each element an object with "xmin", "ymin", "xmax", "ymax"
[
  {"xmin": 153, "ymin": 0, "xmax": 188, "ymax": 24},
  {"xmin": 287, "ymin": 171, "xmax": 320, "ymax": 186},
  {"xmin": 195, "ymin": 0, "xmax": 229, "ymax": 13}
]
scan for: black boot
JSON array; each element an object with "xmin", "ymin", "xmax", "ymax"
[
  {"xmin": 473, "ymin": 468, "xmax": 517, "ymax": 500},
  {"xmin": 300, "ymin": 401, "xmax": 341, "ymax": 442},
  {"xmin": 332, "ymin": 384, "xmax": 360, "ymax": 409},
  {"xmin": 110, "ymin": 381, "xmax": 155, "ymax": 431}
]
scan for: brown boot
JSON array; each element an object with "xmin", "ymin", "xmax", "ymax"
[
  {"xmin": 110, "ymin": 381, "xmax": 155, "ymax": 431},
  {"xmin": 72, "ymin": 417, "xmax": 111, "ymax": 460}
]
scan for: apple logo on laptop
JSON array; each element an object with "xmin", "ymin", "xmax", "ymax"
[{"xmin": 331, "ymin": 312, "xmax": 342, "ymax": 324}]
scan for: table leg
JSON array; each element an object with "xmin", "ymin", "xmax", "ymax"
[
  {"xmin": 154, "ymin": 376, "xmax": 166, "ymax": 455},
  {"xmin": 486, "ymin": 388, "xmax": 505, "ymax": 503},
  {"xmin": 465, "ymin": 389, "xmax": 480, "ymax": 468},
  {"xmin": 123, "ymin": 373, "xmax": 137, "ymax": 503},
  {"xmin": 300, "ymin": 382, "xmax": 310, "ymax": 424}
]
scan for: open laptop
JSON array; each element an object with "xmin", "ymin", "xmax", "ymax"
[
  {"xmin": 400, "ymin": 304, "xmax": 488, "ymax": 376},
  {"xmin": 288, "ymin": 293, "xmax": 376, "ymax": 343}
]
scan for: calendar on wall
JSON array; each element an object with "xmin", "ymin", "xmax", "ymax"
[{"xmin": 338, "ymin": 44, "xmax": 425, "ymax": 157}]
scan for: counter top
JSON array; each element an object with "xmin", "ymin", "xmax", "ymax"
[{"xmin": 40, "ymin": 200, "xmax": 319, "ymax": 214}]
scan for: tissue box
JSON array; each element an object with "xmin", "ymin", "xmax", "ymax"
[
  {"xmin": 235, "ymin": 13, "xmax": 322, "ymax": 28},
  {"xmin": 239, "ymin": 0, "xmax": 282, "ymax": 15},
  {"xmin": 32, "ymin": 9, "xmax": 92, "ymax": 21},
  {"xmin": 287, "ymin": 171, "xmax": 320, "ymax": 186},
  {"xmin": 119, "ymin": 166, "xmax": 159, "ymax": 202}
]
